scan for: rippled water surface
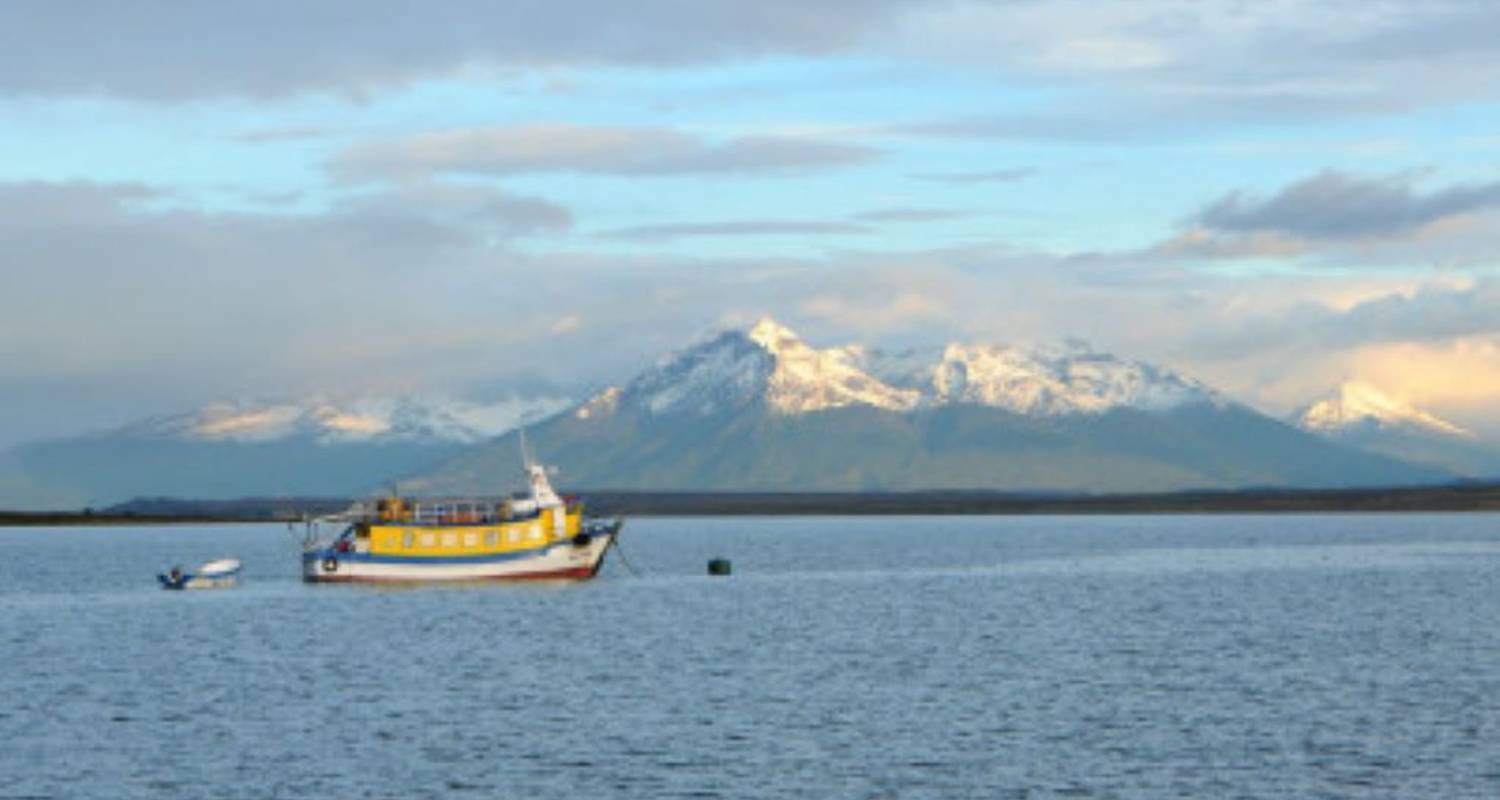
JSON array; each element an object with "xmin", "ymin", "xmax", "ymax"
[{"xmin": 5, "ymin": 514, "xmax": 1500, "ymax": 798}]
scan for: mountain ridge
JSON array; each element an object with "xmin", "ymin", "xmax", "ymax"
[
  {"xmin": 1296, "ymin": 381, "xmax": 1500, "ymax": 478},
  {"xmin": 585, "ymin": 316, "xmax": 1224, "ymax": 422},
  {"xmin": 4, "ymin": 320, "xmax": 1491, "ymax": 508},
  {"xmin": 409, "ymin": 319, "xmax": 1451, "ymax": 495}
]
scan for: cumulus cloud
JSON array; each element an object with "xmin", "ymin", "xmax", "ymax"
[{"xmin": 334, "ymin": 124, "xmax": 877, "ymax": 180}]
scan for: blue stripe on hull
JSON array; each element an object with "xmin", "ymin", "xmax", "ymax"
[{"xmin": 303, "ymin": 539, "xmax": 605, "ymax": 566}]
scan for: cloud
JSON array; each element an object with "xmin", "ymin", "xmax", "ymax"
[
  {"xmin": 1305, "ymin": 280, "xmax": 1500, "ymax": 347},
  {"xmin": 797, "ymin": 274, "xmax": 951, "ymax": 337},
  {"xmin": 5, "ymin": 178, "xmax": 1500, "ymax": 451},
  {"xmin": 1193, "ymin": 279, "xmax": 1500, "ymax": 359},
  {"xmin": 596, "ymin": 208, "xmax": 964, "ymax": 243},
  {"xmin": 343, "ymin": 178, "xmax": 573, "ymax": 239},
  {"xmin": 0, "ymin": 179, "xmax": 571, "ymax": 438},
  {"xmin": 229, "ymin": 126, "xmax": 337, "ymax": 143},
  {"xmin": 852, "ymin": 208, "xmax": 967, "ymax": 222},
  {"xmin": 7, "ymin": 0, "xmax": 1498, "ymax": 136},
  {"xmin": 1150, "ymin": 228, "xmax": 1309, "ymax": 261},
  {"xmin": 1143, "ymin": 170, "xmax": 1500, "ymax": 269},
  {"xmin": 0, "ymin": 1, "xmax": 919, "ymax": 99},
  {"xmin": 887, "ymin": 1, "xmax": 1500, "ymax": 142},
  {"xmin": 912, "ymin": 168, "xmax": 1036, "ymax": 184},
  {"xmin": 1346, "ymin": 338, "xmax": 1500, "ymax": 422},
  {"xmin": 334, "ymin": 124, "xmax": 877, "ymax": 180},
  {"xmin": 1196, "ymin": 170, "xmax": 1500, "ymax": 240},
  {"xmin": 597, "ymin": 220, "xmax": 871, "ymax": 242},
  {"xmin": 549, "ymin": 314, "xmax": 582, "ymax": 335}
]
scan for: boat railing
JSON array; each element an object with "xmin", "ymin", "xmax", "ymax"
[{"xmin": 356, "ymin": 496, "xmax": 574, "ymax": 526}]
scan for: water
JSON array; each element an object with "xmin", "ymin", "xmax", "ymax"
[{"xmin": 4, "ymin": 514, "xmax": 1500, "ymax": 799}]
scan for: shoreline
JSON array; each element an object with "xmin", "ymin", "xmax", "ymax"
[{"xmin": 5, "ymin": 483, "xmax": 1500, "ymax": 525}]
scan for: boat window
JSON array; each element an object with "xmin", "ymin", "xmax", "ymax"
[
  {"xmin": 529, "ymin": 524, "xmax": 542, "ymax": 541},
  {"xmin": 403, "ymin": 531, "xmax": 414, "ymax": 549},
  {"xmin": 441, "ymin": 533, "xmax": 457, "ymax": 548},
  {"xmin": 421, "ymin": 533, "xmax": 436, "ymax": 548},
  {"xmin": 486, "ymin": 531, "xmax": 498, "ymax": 547},
  {"xmin": 508, "ymin": 529, "xmax": 522, "ymax": 544},
  {"xmin": 463, "ymin": 533, "xmax": 478, "ymax": 548}
]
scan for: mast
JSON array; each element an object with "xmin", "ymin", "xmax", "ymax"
[{"xmin": 518, "ymin": 426, "xmax": 561, "ymax": 508}]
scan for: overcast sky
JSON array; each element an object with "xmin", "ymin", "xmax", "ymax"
[{"xmin": 4, "ymin": 0, "xmax": 1500, "ymax": 447}]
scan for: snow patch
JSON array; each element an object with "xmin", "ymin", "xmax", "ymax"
[
  {"xmin": 161, "ymin": 395, "xmax": 570, "ymax": 445},
  {"xmin": 1301, "ymin": 381, "xmax": 1471, "ymax": 438},
  {"xmin": 615, "ymin": 317, "xmax": 1216, "ymax": 418}
]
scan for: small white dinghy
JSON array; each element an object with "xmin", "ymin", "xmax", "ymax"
[{"xmin": 158, "ymin": 558, "xmax": 241, "ymax": 590}]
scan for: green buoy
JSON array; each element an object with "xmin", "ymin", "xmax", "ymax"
[{"xmin": 707, "ymin": 558, "xmax": 732, "ymax": 576}]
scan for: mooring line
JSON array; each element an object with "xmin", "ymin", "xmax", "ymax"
[{"xmin": 609, "ymin": 519, "xmax": 643, "ymax": 577}]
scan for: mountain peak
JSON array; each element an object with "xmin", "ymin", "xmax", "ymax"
[
  {"xmin": 747, "ymin": 317, "xmax": 803, "ymax": 352},
  {"xmin": 613, "ymin": 322, "xmax": 1218, "ymax": 419},
  {"xmin": 1301, "ymin": 381, "xmax": 1471, "ymax": 438}
]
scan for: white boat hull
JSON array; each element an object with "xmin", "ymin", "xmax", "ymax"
[
  {"xmin": 159, "ymin": 559, "xmax": 241, "ymax": 590},
  {"xmin": 302, "ymin": 528, "xmax": 616, "ymax": 583}
]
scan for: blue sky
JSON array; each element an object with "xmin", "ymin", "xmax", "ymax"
[{"xmin": 3, "ymin": 0, "xmax": 1500, "ymax": 447}]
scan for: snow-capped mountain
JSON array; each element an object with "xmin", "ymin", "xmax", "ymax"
[
  {"xmin": 592, "ymin": 317, "xmax": 1219, "ymax": 421},
  {"xmin": 416, "ymin": 319, "xmax": 1447, "ymax": 494},
  {"xmin": 2, "ymin": 321, "xmax": 1466, "ymax": 508},
  {"xmin": 1299, "ymin": 381, "xmax": 1470, "ymax": 438},
  {"xmin": 1297, "ymin": 381, "xmax": 1500, "ymax": 478},
  {"xmin": 3, "ymin": 394, "xmax": 570, "ymax": 508},
  {"xmin": 869, "ymin": 341, "xmax": 1219, "ymax": 415},
  {"xmin": 129, "ymin": 395, "xmax": 568, "ymax": 445}
]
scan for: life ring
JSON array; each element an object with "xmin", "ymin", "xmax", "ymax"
[{"xmin": 323, "ymin": 556, "xmax": 339, "ymax": 573}]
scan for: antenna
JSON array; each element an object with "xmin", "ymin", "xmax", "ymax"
[{"xmin": 518, "ymin": 425, "xmax": 536, "ymax": 470}]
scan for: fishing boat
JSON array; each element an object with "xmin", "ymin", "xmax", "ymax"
[
  {"xmin": 298, "ymin": 459, "xmax": 622, "ymax": 584},
  {"xmin": 158, "ymin": 558, "xmax": 242, "ymax": 590}
]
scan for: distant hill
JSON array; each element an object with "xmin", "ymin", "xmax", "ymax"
[
  {"xmin": 1296, "ymin": 381, "xmax": 1500, "ymax": 478},
  {"xmin": 1, "ymin": 395, "xmax": 565, "ymax": 509},
  {"xmin": 409, "ymin": 319, "xmax": 1449, "ymax": 494}
]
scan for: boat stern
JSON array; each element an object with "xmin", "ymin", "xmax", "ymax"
[{"xmin": 302, "ymin": 547, "xmax": 350, "ymax": 582}]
